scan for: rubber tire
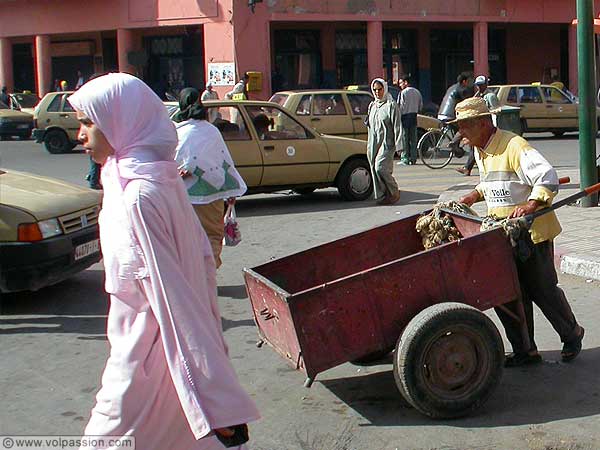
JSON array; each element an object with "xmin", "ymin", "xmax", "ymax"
[
  {"xmin": 393, "ymin": 302, "xmax": 504, "ymax": 419},
  {"xmin": 552, "ymin": 131, "xmax": 565, "ymax": 137},
  {"xmin": 417, "ymin": 129, "xmax": 454, "ymax": 169},
  {"xmin": 293, "ymin": 187, "xmax": 316, "ymax": 196},
  {"xmin": 336, "ymin": 158, "xmax": 373, "ymax": 201},
  {"xmin": 44, "ymin": 129, "xmax": 71, "ymax": 154}
]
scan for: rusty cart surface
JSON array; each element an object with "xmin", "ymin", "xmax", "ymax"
[{"xmin": 243, "ymin": 210, "xmax": 526, "ymax": 419}]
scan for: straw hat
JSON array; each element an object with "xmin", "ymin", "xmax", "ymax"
[{"xmin": 449, "ymin": 97, "xmax": 493, "ymax": 123}]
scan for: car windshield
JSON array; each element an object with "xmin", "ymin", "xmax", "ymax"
[
  {"xmin": 268, "ymin": 94, "xmax": 288, "ymax": 106},
  {"xmin": 13, "ymin": 94, "xmax": 39, "ymax": 108}
]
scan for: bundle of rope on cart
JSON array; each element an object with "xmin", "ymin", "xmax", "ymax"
[
  {"xmin": 416, "ymin": 201, "xmax": 531, "ymax": 257},
  {"xmin": 415, "ymin": 201, "xmax": 477, "ymax": 249}
]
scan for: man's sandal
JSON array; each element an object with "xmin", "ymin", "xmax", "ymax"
[
  {"xmin": 561, "ymin": 327, "xmax": 585, "ymax": 362},
  {"xmin": 504, "ymin": 352, "xmax": 543, "ymax": 368}
]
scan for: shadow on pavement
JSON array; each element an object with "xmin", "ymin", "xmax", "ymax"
[
  {"xmin": 236, "ymin": 190, "xmax": 439, "ymax": 218},
  {"xmin": 218, "ymin": 284, "xmax": 248, "ymax": 299},
  {"xmin": 0, "ymin": 267, "xmax": 107, "ymax": 336},
  {"xmin": 321, "ymin": 347, "xmax": 600, "ymax": 427}
]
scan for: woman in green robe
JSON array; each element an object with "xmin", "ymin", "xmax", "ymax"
[{"xmin": 366, "ymin": 78, "xmax": 403, "ymax": 205}]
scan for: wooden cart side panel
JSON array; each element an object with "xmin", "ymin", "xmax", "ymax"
[
  {"xmin": 289, "ymin": 277, "xmax": 384, "ymax": 378},
  {"xmin": 436, "ymin": 229, "xmax": 522, "ymax": 311},
  {"xmin": 251, "ymin": 215, "xmax": 424, "ymax": 295},
  {"xmin": 243, "ymin": 271, "xmax": 304, "ymax": 373},
  {"xmin": 289, "ymin": 253, "xmax": 448, "ymax": 377}
]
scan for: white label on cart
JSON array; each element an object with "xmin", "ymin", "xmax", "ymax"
[{"xmin": 74, "ymin": 239, "xmax": 100, "ymax": 260}]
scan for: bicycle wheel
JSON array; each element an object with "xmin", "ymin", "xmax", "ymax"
[{"xmin": 418, "ymin": 129, "xmax": 455, "ymax": 169}]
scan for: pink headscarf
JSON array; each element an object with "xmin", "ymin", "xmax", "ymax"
[{"xmin": 68, "ymin": 73, "xmax": 179, "ymax": 190}]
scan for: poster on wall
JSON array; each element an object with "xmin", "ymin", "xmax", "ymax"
[{"xmin": 207, "ymin": 62, "xmax": 236, "ymax": 86}]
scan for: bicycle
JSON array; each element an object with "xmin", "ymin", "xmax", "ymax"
[{"xmin": 417, "ymin": 121, "xmax": 469, "ymax": 169}]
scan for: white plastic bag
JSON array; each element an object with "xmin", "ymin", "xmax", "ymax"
[{"xmin": 223, "ymin": 203, "xmax": 242, "ymax": 246}]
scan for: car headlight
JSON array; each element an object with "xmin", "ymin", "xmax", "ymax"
[{"xmin": 38, "ymin": 218, "xmax": 63, "ymax": 238}]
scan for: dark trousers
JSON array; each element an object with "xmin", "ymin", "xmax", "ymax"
[
  {"xmin": 401, "ymin": 113, "xmax": 418, "ymax": 163},
  {"xmin": 495, "ymin": 237, "xmax": 579, "ymax": 354},
  {"xmin": 87, "ymin": 156, "xmax": 101, "ymax": 188}
]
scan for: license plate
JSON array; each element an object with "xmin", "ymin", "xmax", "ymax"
[
  {"xmin": 17, "ymin": 124, "xmax": 30, "ymax": 129},
  {"xmin": 74, "ymin": 239, "xmax": 100, "ymax": 260}
]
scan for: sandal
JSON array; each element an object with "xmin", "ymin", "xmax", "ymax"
[
  {"xmin": 561, "ymin": 327, "xmax": 585, "ymax": 362},
  {"xmin": 504, "ymin": 352, "xmax": 543, "ymax": 368}
]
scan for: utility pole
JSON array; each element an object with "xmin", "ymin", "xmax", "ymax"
[{"xmin": 576, "ymin": 0, "xmax": 598, "ymax": 206}]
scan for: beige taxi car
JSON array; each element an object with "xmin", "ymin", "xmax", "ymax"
[
  {"xmin": 488, "ymin": 83, "xmax": 600, "ymax": 136},
  {"xmin": 0, "ymin": 101, "xmax": 34, "ymax": 140},
  {"xmin": 32, "ymin": 91, "xmax": 80, "ymax": 153},
  {"xmin": 201, "ymin": 100, "xmax": 372, "ymax": 200},
  {"xmin": 0, "ymin": 168, "xmax": 102, "ymax": 293},
  {"xmin": 269, "ymin": 89, "xmax": 439, "ymax": 140}
]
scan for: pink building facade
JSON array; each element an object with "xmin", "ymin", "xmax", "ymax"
[{"xmin": 0, "ymin": 0, "xmax": 598, "ymax": 103}]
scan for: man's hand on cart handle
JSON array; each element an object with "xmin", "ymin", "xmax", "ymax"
[{"xmin": 509, "ymin": 200, "xmax": 541, "ymax": 218}]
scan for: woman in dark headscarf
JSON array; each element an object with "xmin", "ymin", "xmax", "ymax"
[{"xmin": 173, "ymin": 87, "xmax": 246, "ymax": 268}]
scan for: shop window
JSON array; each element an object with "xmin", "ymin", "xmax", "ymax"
[
  {"xmin": 207, "ymin": 106, "xmax": 250, "ymax": 141},
  {"xmin": 312, "ymin": 94, "xmax": 346, "ymax": 116},
  {"xmin": 348, "ymin": 94, "xmax": 372, "ymax": 116}
]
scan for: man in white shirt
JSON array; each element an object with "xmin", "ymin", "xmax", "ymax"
[{"xmin": 397, "ymin": 74, "xmax": 423, "ymax": 165}]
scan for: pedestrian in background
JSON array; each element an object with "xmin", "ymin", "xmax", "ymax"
[
  {"xmin": 0, "ymin": 86, "xmax": 9, "ymax": 106},
  {"xmin": 437, "ymin": 72, "xmax": 470, "ymax": 121},
  {"xmin": 75, "ymin": 70, "xmax": 85, "ymax": 90},
  {"xmin": 173, "ymin": 87, "xmax": 247, "ymax": 268},
  {"xmin": 201, "ymin": 81, "xmax": 220, "ymax": 123},
  {"xmin": 366, "ymin": 78, "xmax": 402, "ymax": 205},
  {"xmin": 397, "ymin": 74, "xmax": 423, "ymax": 165},
  {"xmin": 225, "ymin": 72, "xmax": 249, "ymax": 100},
  {"xmin": 68, "ymin": 73, "xmax": 259, "ymax": 450},
  {"xmin": 60, "ymin": 80, "xmax": 68, "ymax": 91},
  {"xmin": 457, "ymin": 97, "xmax": 585, "ymax": 367},
  {"xmin": 455, "ymin": 75, "xmax": 500, "ymax": 176}
]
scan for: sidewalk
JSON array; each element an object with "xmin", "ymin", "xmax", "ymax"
[{"xmin": 437, "ymin": 168, "xmax": 600, "ymax": 281}]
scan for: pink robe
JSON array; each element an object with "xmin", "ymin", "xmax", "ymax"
[{"xmin": 69, "ymin": 74, "xmax": 259, "ymax": 450}]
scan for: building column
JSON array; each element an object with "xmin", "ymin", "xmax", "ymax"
[
  {"xmin": 473, "ymin": 22, "xmax": 489, "ymax": 77},
  {"xmin": 35, "ymin": 35, "xmax": 51, "ymax": 97},
  {"xmin": 569, "ymin": 23, "xmax": 578, "ymax": 94},
  {"xmin": 0, "ymin": 38, "xmax": 14, "ymax": 92},
  {"xmin": 321, "ymin": 24, "xmax": 336, "ymax": 88},
  {"xmin": 417, "ymin": 26, "xmax": 431, "ymax": 103},
  {"xmin": 117, "ymin": 29, "xmax": 136, "ymax": 75},
  {"xmin": 367, "ymin": 21, "xmax": 383, "ymax": 81}
]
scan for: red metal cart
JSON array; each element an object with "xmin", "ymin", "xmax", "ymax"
[{"xmin": 243, "ymin": 210, "xmax": 529, "ymax": 419}]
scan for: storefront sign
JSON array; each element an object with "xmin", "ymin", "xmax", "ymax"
[{"xmin": 207, "ymin": 62, "xmax": 235, "ymax": 86}]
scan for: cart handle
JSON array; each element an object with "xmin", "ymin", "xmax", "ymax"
[{"xmin": 521, "ymin": 181, "xmax": 600, "ymax": 226}]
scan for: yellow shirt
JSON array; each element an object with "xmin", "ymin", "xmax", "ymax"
[{"xmin": 474, "ymin": 129, "xmax": 562, "ymax": 244}]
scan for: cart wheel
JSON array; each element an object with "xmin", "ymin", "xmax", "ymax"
[{"xmin": 393, "ymin": 302, "xmax": 504, "ymax": 419}]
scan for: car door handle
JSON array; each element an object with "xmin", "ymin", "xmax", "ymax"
[
  {"xmin": 60, "ymin": 114, "xmax": 70, "ymax": 118},
  {"xmin": 352, "ymin": 117, "xmax": 363, "ymax": 120},
  {"xmin": 310, "ymin": 118, "xmax": 321, "ymax": 121},
  {"xmin": 263, "ymin": 145, "xmax": 275, "ymax": 151},
  {"xmin": 546, "ymin": 105, "xmax": 553, "ymax": 108}
]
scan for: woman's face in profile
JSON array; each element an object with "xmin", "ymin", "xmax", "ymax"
[{"xmin": 76, "ymin": 109, "xmax": 115, "ymax": 165}]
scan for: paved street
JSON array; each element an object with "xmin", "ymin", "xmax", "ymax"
[{"xmin": 2, "ymin": 137, "xmax": 600, "ymax": 450}]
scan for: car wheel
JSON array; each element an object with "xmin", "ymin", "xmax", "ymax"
[
  {"xmin": 44, "ymin": 130, "xmax": 71, "ymax": 154},
  {"xmin": 552, "ymin": 131, "xmax": 565, "ymax": 137},
  {"xmin": 337, "ymin": 158, "xmax": 373, "ymax": 201}
]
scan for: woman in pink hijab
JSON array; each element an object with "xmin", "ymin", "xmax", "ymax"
[{"xmin": 68, "ymin": 73, "xmax": 259, "ymax": 450}]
